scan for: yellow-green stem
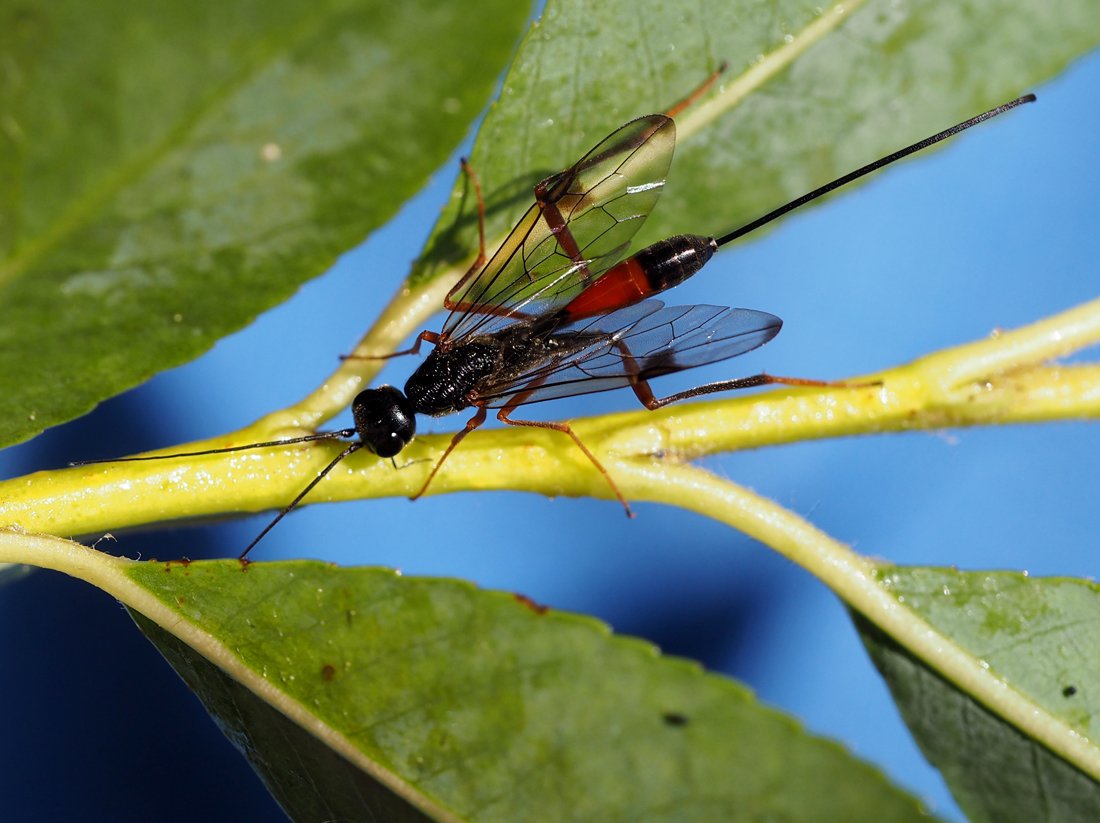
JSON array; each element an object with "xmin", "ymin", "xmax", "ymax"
[
  {"xmin": 613, "ymin": 462, "xmax": 1100, "ymax": 783},
  {"xmin": 0, "ymin": 298, "xmax": 1097, "ymax": 541}
]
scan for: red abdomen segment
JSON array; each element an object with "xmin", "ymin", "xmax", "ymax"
[{"xmin": 563, "ymin": 234, "xmax": 717, "ymax": 320}]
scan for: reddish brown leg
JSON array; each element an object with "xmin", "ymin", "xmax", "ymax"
[
  {"xmin": 341, "ymin": 330, "xmax": 442, "ymax": 361},
  {"xmin": 411, "ymin": 405, "xmax": 488, "ymax": 500},
  {"xmin": 631, "ymin": 373, "xmax": 877, "ymax": 409},
  {"xmin": 460, "ymin": 157, "xmax": 487, "ymax": 271},
  {"xmin": 442, "ymin": 158, "xmax": 490, "ymax": 310},
  {"xmin": 439, "ymin": 301, "xmax": 536, "ymax": 323},
  {"xmin": 497, "ymin": 404, "xmax": 635, "ymax": 518},
  {"xmin": 593, "ymin": 320, "xmax": 876, "ymax": 410},
  {"xmin": 532, "ymin": 179, "xmax": 594, "ymax": 284},
  {"xmin": 661, "ymin": 61, "xmax": 729, "ymax": 118},
  {"xmin": 599, "ymin": 324, "xmax": 878, "ymax": 410}
]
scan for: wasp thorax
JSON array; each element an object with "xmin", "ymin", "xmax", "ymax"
[
  {"xmin": 404, "ymin": 342, "xmax": 497, "ymax": 416},
  {"xmin": 352, "ymin": 386, "xmax": 416, "ymax": 458}
]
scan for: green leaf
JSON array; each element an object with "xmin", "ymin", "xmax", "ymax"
[
  {"xmin": 0, "ymin": 0, "xmax": 530, "ymax": 448},
  {"xmin": 4, "ymin": 0, "xmax": 1100, "ymax": 818},
  {"xmin": 133, "ymin": 614, "xmax": 435, "ymax": 823},
  {"xmin": 126, "ymin": 558, "xmax": 933, "ymax": 822},
  {"xmin": 413, "ymin": 0, "xmax": 1100, "ymax": 286},
  {"xmin": 857, "ymin": 568, "xmax": 1100, "ymax": 823}
]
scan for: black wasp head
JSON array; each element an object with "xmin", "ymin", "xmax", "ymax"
[{"xmin": 351, "ymin": 386, "xmax": 416, "ymax": 458}]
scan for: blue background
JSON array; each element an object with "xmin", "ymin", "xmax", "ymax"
[{"xmin": 1, "ymin": 48, "xmax": 1097, "ymax": 822}]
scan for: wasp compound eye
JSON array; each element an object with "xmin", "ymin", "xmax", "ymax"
[{"xmin": 352, "ymin": 386, "xmax": 416, "ymax": 458}]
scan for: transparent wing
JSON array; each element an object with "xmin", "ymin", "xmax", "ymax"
[
  {"xmin": 443, "ymin": 114, "xmax": 676, "ymax": 340},
  {"xmin": 475, "ymin": 302, "xmax": 783, "ymax": 408}
]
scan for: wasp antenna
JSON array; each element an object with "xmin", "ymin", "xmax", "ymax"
[
  {"xmin": 69, "ymin": 429, "xmax": 357, "ymax": 467},
  {"xmin": 239, "ymin": 441, "xmax": 364, "ymax": 558},
  {"xmin": 715, "ymin": 94, "xmax": 1037, "ymax": 248}
]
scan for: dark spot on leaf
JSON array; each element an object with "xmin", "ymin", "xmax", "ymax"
[
  {"xmin": 13, "ymin": 8, "xmax": 43, "ymax": 37},
  {"xmin": 514, "ymin": 593, "xmax": 548, "ymax": 614},
  {"xmin": 1063, "ymin": 685, "xmax": 1078, "ymax": 697},
  {"xmin": 662, "ymin": 711, "xmax": 689, "ymax": 727},
  {"xmin": 321, "ymin": 664, "xmax": 336, "ymax": 682}
]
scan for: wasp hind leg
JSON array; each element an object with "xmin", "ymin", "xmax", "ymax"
[{"xmin": 497, "ymin": 402, "xmax": 634, "ymax": 518}]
